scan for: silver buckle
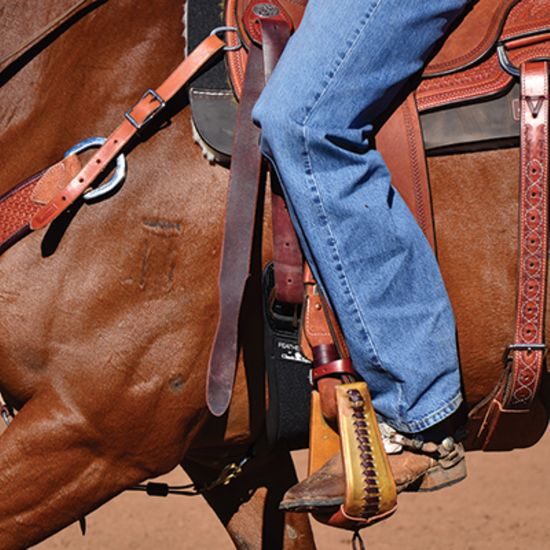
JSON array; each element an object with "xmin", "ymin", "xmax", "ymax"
[
  {"xmin": 125, "ymin": 89, "xmax": 166, "ymax": 130},
  {"xmin": 503, "ymin": 343, "xmax": 547, "ymax": 364}
]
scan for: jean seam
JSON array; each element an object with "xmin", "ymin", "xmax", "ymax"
[
  {"xmin": 302, "ymin": 125, "xmax": 383, "ymax": 369},
  {"xmin": 299, "ymin": 0, "xmax": 387, "ymax": 371}
]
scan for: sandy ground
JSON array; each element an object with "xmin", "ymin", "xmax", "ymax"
[{"xmin": 36, "ymin": 434, "xmax": 550, "ymax": 550}]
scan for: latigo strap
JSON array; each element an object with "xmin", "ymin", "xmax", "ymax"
[
  {"xmin": 206, "ymin": 42, "xmax": 267, "ymax": 417},
  {"xmin": 0, "ymin": 33, "xmax": 225, "ymax": 255}
]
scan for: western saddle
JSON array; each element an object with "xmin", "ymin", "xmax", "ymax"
[{"xmin": 0, "ymin": 0, "xmax": 548, "ymax": 533}]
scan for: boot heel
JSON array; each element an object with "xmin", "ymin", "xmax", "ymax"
[{"xmin": 416, "ymin": 452, "xmax": 467, "ymax": 492}]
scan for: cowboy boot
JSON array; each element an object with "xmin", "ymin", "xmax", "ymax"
[{"xmin": 280, "ymin": 424, "xmax": 466, "ymax": 512}]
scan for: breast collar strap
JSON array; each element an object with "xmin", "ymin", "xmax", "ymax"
[{"xmin": 29, "ymin": 34, "xmax": 226, "ymax": 231}]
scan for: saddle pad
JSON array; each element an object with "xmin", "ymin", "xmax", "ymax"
[
  {"xmin": 192, "ymin": 83, "xmax": 522, "ymax": 161},
  {"xmin": 187, "ymin": 0, "xmax": 235, "ymax": 164},
  {"xmin": 185, "ymin": 0, "xmax": 229, "ymax": 90}
]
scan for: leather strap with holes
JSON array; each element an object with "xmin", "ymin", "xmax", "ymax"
[
  {"xmin": 479, "ymin": 60, "xmax": 549, "ymax": 449},
  {"xmin": 271, "ymin": 183, "xmax": 303, "ymax": 303},
  {"xmin": 504, "ymin": 60, "xmax": 549, "ymax": 409},
  {"xmin": 0, "ymin": 34, "xmax": 225, "ymax": 255},
  {"xmin": 260, "ymin": 14, "xmax": 303, "ymax": 304}
]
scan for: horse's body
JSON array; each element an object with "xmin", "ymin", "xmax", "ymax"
[
  {"xmin": 0, "ymin": 0, "xmax": 547, "ymax": 548},
  {"xmin": 0, "ymin": 1, "xmax": 314, "ymax": 547}
]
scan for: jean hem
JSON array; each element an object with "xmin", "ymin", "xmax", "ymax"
[{"xmin": 379, "ymin": 391, "xmax": 463, "ymax": 434}]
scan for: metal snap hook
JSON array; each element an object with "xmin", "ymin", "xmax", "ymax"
[
  {"xmin": 210, "ymin": 25, "xmax": 242, "ymax": 52},
  {"xmin": 64, "ymin": 136, "xmax": 127, "ymax": 201}
]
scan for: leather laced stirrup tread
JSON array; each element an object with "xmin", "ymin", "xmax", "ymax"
[
  {"xmin": 290, "ymin": 264, "xmax": 466, "ymax": 529},
  {"xmin": 326, "ymin": 382, "xmax": 398, "ymax": 530},
  {"xmin": 295, "ymin": 265, "xmax": 398, "ymax": 531}
]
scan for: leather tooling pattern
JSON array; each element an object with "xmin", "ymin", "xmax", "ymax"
[{"xmin": 507, "ymin": 62, "xmax": 549, "ymax": 408}]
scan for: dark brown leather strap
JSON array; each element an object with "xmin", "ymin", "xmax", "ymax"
[
  {"xmin": 0, "ymin": 33, "xmax": 225, "ymax": 257},
  {"xmin": 207, "ymin": 15, "xmax": 291, "ymax": 416},
  {"xmin": 206, "ymin": 43, "xmax": 266, "ymax": 417},
  {"xmin": 262, "ymin": 8, "xmax": 304, "ymax": 303},
  {"xmin": 479, "ymin": 60, "xmax": 549, "ymax": 449},
  {"xmin": 271, "ymin": 182, "xmax": 304, "ymax": 303}
]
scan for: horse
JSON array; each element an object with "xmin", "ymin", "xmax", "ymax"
[
  {"xmin": 0, "ymin": 0, "xmax": 547, "ymax": 548},
  {"xmin": 0, "ymin": 1, "xmax": 315, "ymax": 547}
]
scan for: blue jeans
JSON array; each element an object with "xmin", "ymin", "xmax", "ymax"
[{"xmin": 253, "ymin": 0, "xmax": 471, "ymax": 433}]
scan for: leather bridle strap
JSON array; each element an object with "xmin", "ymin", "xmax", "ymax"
[
  {"xmin": 480, "ymin": 60, "xmax": 549, "ymax": 448},
  {"xmin": 0, "ymin": 33, "xmax": 225, "ymax": 256},
  {"xmin": 31, "ymin": 34, "xmax": 225, "ymax": 229},
  {"xmin": 207, "ymin": 15, "xmax": 291, "ymax": 417}
]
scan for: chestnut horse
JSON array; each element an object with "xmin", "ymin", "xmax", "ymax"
[
  {"xmin": 0, "ymin": 0, "xmax": 547, "ymax": 548},
  {"xmin": 0, "ymin": 1, "xmax": 313, "ymax": 547}
]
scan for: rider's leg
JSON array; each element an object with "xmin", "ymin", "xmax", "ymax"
[
  {"xmin": 253, "ymin": 0, "xmax": 470, "ymax": 437},
  {"xmin": 253, "ymin": 0, "xmax": 472, "ymax": 507}
]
